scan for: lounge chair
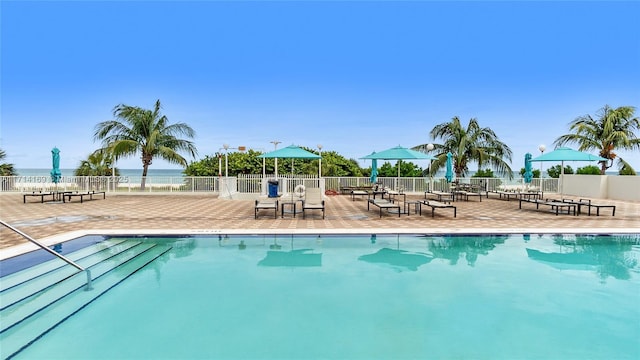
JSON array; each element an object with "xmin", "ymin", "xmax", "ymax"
[
  {"xmin": 491, "ymin": 190, "xmax": 542, "ymax": 201},
  {"xmin": 350, "ymin": 189, "xmax": 369, "ymax": 201},
  {"xmin": 421, "ymin": 200, "xmax": 457, "ymax": 218},
  {"xmin": 367, "ymin": 198, "xmax": 401, "ymax": 218},
  {"xmin": 454, "ymin": 190, "xmax": 483, "ymax": 202},
  {"xmin": 302, "ymin": 188, "xmax": 325, "ymax": 219},
  {"xmin": 425, "ymin": 191, "xmax": 453, "ymax": 203},
  {"xmin": 518, "ymin": 198, "xmax": 577, "ymax": 216},
  {"xmin": 64, "ymin": 190, "xmax": 106, "ymax": 203},
  {"xmin": 255, "ymin": 199, "xmax": 278, "ymax": 219},
  {"xmin": 562, "ymin": 198, "xmax": 616, "ymax": 216},
  {"xmin": 23, "ymin": 191, "xmax": 55, "ymax": 203}
]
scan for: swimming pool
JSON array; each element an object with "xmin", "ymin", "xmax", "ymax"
[{"xmin": 2, "ymin": 233, "xmax": 639, "ymax": 359}]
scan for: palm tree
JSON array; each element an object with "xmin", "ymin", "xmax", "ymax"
[
  {"xmin": 414, "ymin": 117, "xmax": 513, "ymax": 178},
  {"xmin": 94, "ymin": 99, "xmax": 197, "ymax": 189},
  {"xmin": 75, "ymin": 151, "xmax": 119, "ymax": 176},
  {"xmin": 554, "ymin": 105, "xmax": 639, "ymax": 175},
  {"xmin": 0, "ymin": 149, "xmax": 17, "ymax": 176}
]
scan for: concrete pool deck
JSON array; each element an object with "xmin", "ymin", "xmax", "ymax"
[{"xmin": 1, "ymin": 192, "xmax": 639, "ymax": 259}]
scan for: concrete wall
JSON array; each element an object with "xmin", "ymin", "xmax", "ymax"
[
  {"xmin": 608, "ymin": 175, "xmax": 640, "ymax": 201},
  {"xmin": 562, "ymin": 175, "xmax": 639, "ymax": 201}
]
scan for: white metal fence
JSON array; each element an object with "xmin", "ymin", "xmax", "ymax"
[{"xmin": 0, "ymin": 175, "xmax": 558, "ymax": 195}]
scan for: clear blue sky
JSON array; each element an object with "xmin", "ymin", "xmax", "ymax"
[{"xmin": 2, "ymin": 1, "xmax": 639, "ymax": 173}]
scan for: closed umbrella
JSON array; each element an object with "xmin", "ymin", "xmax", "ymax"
[
  {"xmin": 370, "ymin": 158, "xmax": 378, "ymax": 184},
  {"xmin": 530, "ymin": 147, "xmax": 606, "ymax": 198},
  {"xmin": 50, "ymin": 147, "xmax": 61, "ymax": 185},
  {"xmin": 524, "ymin": 153, "xmax": 533, "ymax": 185},
  {"xmin": 445, "ymin": 152, "xmax": 453, "ymax": 183}
]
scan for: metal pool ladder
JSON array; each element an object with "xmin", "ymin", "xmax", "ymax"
[{"xmin": 0, "ymin": 219, "xmax": 93, "ymax": 290}]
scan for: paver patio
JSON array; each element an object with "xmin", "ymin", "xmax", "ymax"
[{"xmin": 1, "ymin": 193, "xmax": 638, "ymax": 255}]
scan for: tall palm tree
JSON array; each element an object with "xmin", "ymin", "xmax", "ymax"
[
  {"xmin": 0, "ymin": 149, "xmax": 17, "ymax": 176},
  {"xmin": 414, "ymin": 117, "xmax": 513, "ymax": 178},
  {"xmin": 554, "ymin": 105, "xmax": 639, "ymax": 175},
  {"xmin": 94, "ymin": 99, "xmax": 197, "ymax": 189}
]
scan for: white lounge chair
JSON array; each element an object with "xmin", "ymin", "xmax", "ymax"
[
  {"xmin": 302, "ymin": 188, "xmax": 325, "ymax": 219},
  {"xmin": 255, "ymin": 199, "xmax": 278, "ymax": 219}
]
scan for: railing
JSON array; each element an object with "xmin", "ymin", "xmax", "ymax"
[
  {"xmin": 0, "ymin": 175, "xmax": 558, "ymax": 195},
  {"xmin": 0, "ymin": 219, "xmax": 93, "ymax": 291}
]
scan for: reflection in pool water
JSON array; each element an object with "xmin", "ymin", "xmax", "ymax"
[{"xmin": 4, "ymin": 233, "xmax": 640, "ymax": 360}]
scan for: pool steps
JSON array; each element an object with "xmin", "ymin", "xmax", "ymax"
[
  {"xmin": 0, "ymin": 238, "xmax": 129, "ymax": 292},
  {"xmin": 0, "ymin": 239, "xmax": 136, "ymax": 306},
  {"xmin": 0, "ymin": 241, "xmax": 154, "ymax": 327},
  {"xmin": 0, "ymin": 239, "xmax": 172, "ymax": 359}
]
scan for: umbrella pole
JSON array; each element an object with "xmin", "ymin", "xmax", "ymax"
[
  {"xmin": 560, "ymin": 161, "xmax": 564, "ymax": 200},
  {"xmin": 396, "ymin": 160, "xmax": 401, "ymax": 191}
]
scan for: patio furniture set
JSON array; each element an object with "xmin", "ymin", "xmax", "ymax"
[
  {"xmin": 23, "ymin": 190, "xmax": 106, "ymax": 204},
  {"xmin": 255, "ymin": 187, "xmax": 325, "ymax": 219},
  {"xmin": 518, "ymin": 197, "xmax": 616, "ymax": 216}
]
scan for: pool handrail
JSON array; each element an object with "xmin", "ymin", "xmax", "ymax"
[{"xmin": 0, "ymin": 219, "xmax": 92, "ymax": 290}]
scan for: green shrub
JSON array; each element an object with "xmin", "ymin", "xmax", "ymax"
[
  {"xmin": 547, "ymin": 165, "xmax": 573, "ymax": 178},
  {"xmin": 619, "ymin": 165, "xmax": 637, "ymax": 176},
  {"xmin": 473, "ymin": 168, "xmax": 495, "ymax": 178},
  {"xmin": 576, "ymin": 165, "xmax": 601, "ymax": 175}
]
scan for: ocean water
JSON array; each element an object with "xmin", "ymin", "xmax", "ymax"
[{"xmin": 16, "ymin": 168, "xmax": 185, "ymax": 178}]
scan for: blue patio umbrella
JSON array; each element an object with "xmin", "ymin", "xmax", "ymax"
[
  {"xmin": 358, "ymin": 248, "xmax": 433, "ymax": 272},
  {"xmin": 50, "ymin": 147, "xmax": 61, "ymax": 184},
  {"xmin": 361, "ymin": 145, "xmax": 435, "ymax": 189},
  {"xmin": 258, "ymin": 144, "xmax": 321, "ymax": 159},
  {"xmin": 530, "ymin": 147, "xmax": 606, "ymax": 197},
  {"xmin": 258, "ymin": 249, "xmax": 322, "ymax": 267},
  {"xmin": 258, "ymin": 144, "xmax": 320, "ymax": 177},
  {"xmin": 524, "ymin": 153, "xmax": 533, "ymax": 184},
  {"xmin": 361, "ymin": 145, "xmax": 435, "ymax": 161},
  {"xmin": 445, "ymin": 152, "xmax": 453, "ymax": 182},
  {"xmin": 370, "ymin": 156, "xmax": 378, "ymax": 184}
]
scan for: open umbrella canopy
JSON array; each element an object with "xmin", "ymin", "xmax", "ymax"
[
  {"xmin": 526, "ymin": 248, "xmax": 599, "ymax": 271},
  {"xmin": 50, "ymin": 147, "xmax": 61, "ymax": 184},
  {"xmin": 361, "ymin": 145, "xmax": 435, "ymax": 160},
  {"xmin": 529, "ymin": 147, "xmax": 606, "ymax": 198},
  {"xmin": 258, "ymin": 144, "xmax": 320, "ymax": 178},
  {"xmin": 524, "ymin": 153, "xmax": 533, "ymax": 184},
  {"xmin": 358, "ymin": 248, "xmax": 433, "ymax": 272},
  {"xmin": 361, "ymin": 146, "xmax": 436, "ymax": 187},
  {"xmin": 258, "ymin": 249, "xmax": 322, "ymax": 267},
  {"xmin": 529, "ymin": 147, "xmax": 607, "ymax": 163},
  {"xmin": 258, "ymin": 145, "xmax": 320, "ymax": 159},
  {"xmin": 445, "ymin": 152, "xmax": 453, "ymax": 183}
]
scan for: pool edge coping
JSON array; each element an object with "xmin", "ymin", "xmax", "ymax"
[{"xmin": 2, "ymin": 227, "xmax": 638, "ymax": 261}]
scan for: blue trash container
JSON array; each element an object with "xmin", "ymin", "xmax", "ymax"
[{"xmin": 268, "ymin": 180, "xmax": 279, "ymax": 198}]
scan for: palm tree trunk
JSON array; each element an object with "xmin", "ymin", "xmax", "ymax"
[
  {"xmin": 141, "ymin": 165, "xmax": 148, "ymax": 190},
  {"xmin": 141, "ymin": 155, "xmax": 151, "ymax": 190}
]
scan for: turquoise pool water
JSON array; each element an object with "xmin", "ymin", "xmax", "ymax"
[{"xmin": 7, "ymin": 233, "xmax": 640, "ymax": 359}]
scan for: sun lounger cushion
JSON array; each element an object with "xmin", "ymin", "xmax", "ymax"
[
  {"xmin": 518, "ymin": 198, "xmax": 577, "ymax": 216},
  {"xmin": 350, "ymin": 190, "xmax": 369, "ymax": 201},
  {"xmin": 255, "ymin": 200, "xmax": 278, "ymax": 219},
  {"xmin": 367, "ymin": 199, "xmax": 401, "ymax": 218},
  {"xmin": 421, "ymin": 200, "xmax": 456, "ymax": 217},
  {"xmin": 562, "ymin": 198, "xmax": 616, "ymax": 216},
  {"xmin": 303, "ymin": 188, "xmax": 325, "ymax": 219}
]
